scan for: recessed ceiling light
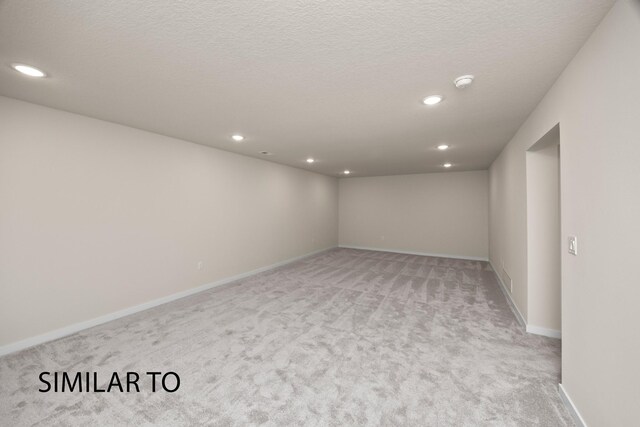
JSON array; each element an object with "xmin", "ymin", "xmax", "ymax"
[
  {"xmin": 306, "ymin": 158, "xmax": 315, "ymax": 163},
  {"xmin": 437, "ymin": 144, "xmax": 449, "ymax": 150},
  {"xmin": 11, "ymin": 63, "xmax": 46, "ymax": 78},
  {"xmin": 454, "ymin": 75, "xmax": 474, "ymax": 89},
  {"xmin": 423, "ymin": 95, "xmax": 443, "ymax": 106},
  {"xmin": 343, "ymin": 170, "xmax": 350, "ymax": 175},
  {"xmin": 443, "ymin": 163, "xmax": 452, "ymax": 168},
  {"xmin": 231, "ymin": 134, "xmax": 244, "ymax": 142}
]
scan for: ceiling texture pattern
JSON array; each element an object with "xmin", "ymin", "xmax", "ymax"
[{"xmin": 0, "ymin": 0, "xmax": 615, "ymax": 176}]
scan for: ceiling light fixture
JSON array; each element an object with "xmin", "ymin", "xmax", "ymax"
[
  {"xmin": 343, "ymin": 170, "xmax": 350, "ymax": 175},
  {"xmin": 443, "ymin": 163, "xmax": 452, "ymax": 168},
  {"xmin": 454, "ymin": 75, "xmax": 474, "ymax": 89},
  {"xmin": 437, "ymin": 144, "xmax": 449, "ymax": 150},
  {"xmin": 11, "ymin": 63, "xmax": 46, "ymax": 78},
  {"xmin": 231, "ymin": 134, "xmax": 244, "ymax": 142},
  {"xmin": 306, "ymin": 158, "xmax": 315, "ymax": 163},
  {"xmin": 423, "ymin": 95, "xmax": 443, "ymax": 106}
]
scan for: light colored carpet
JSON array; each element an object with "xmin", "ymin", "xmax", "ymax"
[{"xmin": 0, "ymin": 248, "xmax": 574, "ymax": 426}]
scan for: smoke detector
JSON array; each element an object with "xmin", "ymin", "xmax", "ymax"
[{"xmin": 454, "ymin": 75, "xmax": 474, "ymax": 89}]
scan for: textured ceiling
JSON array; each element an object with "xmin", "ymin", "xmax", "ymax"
[{"xmin": 0, "ymin": 0, "xmax": 615, "ymax": 177}]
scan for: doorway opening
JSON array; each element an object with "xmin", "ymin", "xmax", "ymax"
[{"xmin": 526, "ymin": 124, "xmax": 561, "ymax": 339}]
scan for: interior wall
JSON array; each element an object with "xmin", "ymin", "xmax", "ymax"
[
  {"xmin": 526, "ymin": 129, "xmax": 561, "ymax": 332},
  {"xmin": 0, "ymin": 96, "xmax": 339, "ymax": 348},
  {"xmin": 489, "ymin": 1, "xmax": 640, "ymax": 424},
  {"xmin": 339, "ymin": 171, "xmax": 489, "ymax": 260}
]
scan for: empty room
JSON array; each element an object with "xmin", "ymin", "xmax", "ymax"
[{"xmin": 1, "ymin": 0, "xmax": 638, "ymax": 425}]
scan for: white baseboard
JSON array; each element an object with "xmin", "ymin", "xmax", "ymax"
[
  {"xmin": 0, "ymin": 246, "xmax": 336, "ymax": 357},
  {"xmin": 338, "ymin": 245, "xmax": 489, "ymax": 262},
  {"xmin": 559, "ymin": 383, "xmax": 587, "ymax": 427},
  {"xmin": 526, "ymin": 324, "xmax": 561, "ymax": 339},
  {"xmin": 489, "ymin": 260, "xmax": 527, "ymax": 328},
  {"xmin": 488, "ymin": 261, "xmax": 561, "ymax": 339}
]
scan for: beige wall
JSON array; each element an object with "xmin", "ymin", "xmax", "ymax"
[
  {"xmin": 489, "ymin": 1, "xmax": 640, "ymax": 424},
  {"xmin": 0, "ymin": 96, "xmax": 338, "ymax": 347},
  {"xmin": 339, "ymin": 171, "xmax": 488, "ymax": 260}
]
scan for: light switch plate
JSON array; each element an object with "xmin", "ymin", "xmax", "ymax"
[{"xmin": 568, "ymin": 236, "xmax": 578, "ymax": 255}]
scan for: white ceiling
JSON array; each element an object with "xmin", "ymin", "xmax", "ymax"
[{"xmin": 0, "ymin": 0, "xmax": 615, "ymax": 177}]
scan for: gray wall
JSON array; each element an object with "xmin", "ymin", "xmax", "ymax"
[
  {"xmin": 489, "ymin": 1, "xmax": 640, "ymax": 424},
  {"xmin": 339, "ymin": 171, "xmax": 489, "ymax": 260},
  {"xmin": 0, "ymin": 96, "xmax": 339, "ymax": 347}
]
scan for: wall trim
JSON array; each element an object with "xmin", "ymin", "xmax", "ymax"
[
  {"xmin": 0, "ymin": 246, "xmax": 336, "ymax": 357},
  {"xmin": 489, "ymin": 260, "xmax": 527, "ymax": 328},
  {"xmin": 559, "ymin": 383, "xmax": 587, "ymax": 427},
  {"xmin": 488, "ymin": 260, "xmax": 562, "ymax": 339},
  {"xmin": 338, "ymin": 245, "xmax": 489, "ymax": 261},
  {"xmin": 526, "ymin": 324, "xmax": 561, "ymax": 339}
]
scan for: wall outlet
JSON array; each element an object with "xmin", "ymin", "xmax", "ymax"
[
  {"xmin": 568, "ymin": 236, "xmax": 578, "ymax": 255},
  {"xmin": 380, "ymin": 235, "xmax": 385, "ymax": 241},
  {"xmin": 197, "ymin": 261, "xmax": 203, "ymax": 270}
]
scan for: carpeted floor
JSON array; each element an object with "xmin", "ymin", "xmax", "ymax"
[{"xmin": 0, "ymin": 248, "xmax": 574, "ymax": 426}]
